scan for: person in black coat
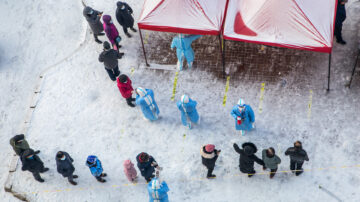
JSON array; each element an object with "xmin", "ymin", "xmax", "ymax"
[
  {"xmin": 335, "ymin": 0, "xmax": 347, "ymax": 45},
  {"xmin": 83, "ymin": 6, "xmax": 105, "ymax": 44},
  {"xmin": 99, "ymin": 41, "xmax": 124, "ymax": 81},
  {"xmin": 233, "ymin": 142, "xmax": 264, "ymax": 177},
  {"xmin": 136, "ymin": 152, "xmax": 160, "ymax": 182},
  {"xmin": 21, "ymin": 149, "xmax": 49, "ymax": 182},
  {"xmin": 200, "ymin": 144, "xmax": 221, "ymax": 179},
  {"xmin": 56, "ymin": 151, "xmax": 78, "ymax": 185},
  {"xmin": 115, "ymin": 1, "xmax": 137, "ymax": 38},
  {"xmin": 285, "ymin": 141, "xmax": 309, "ymax": 176}
]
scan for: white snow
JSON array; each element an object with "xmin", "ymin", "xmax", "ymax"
[{"xmin": 1, "ymin": 0, "xmax": 360, "ymax": 201}]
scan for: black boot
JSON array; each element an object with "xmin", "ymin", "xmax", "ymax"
[
  {"xmin": 73, "ymin": 175, "xmax": 78, "ymax": 178},
  {"xmin": 98, "ymin": 32, "xmax": 105, "ymax": 36},
  {"xmin": 97, "ymin": 177, "xmax": 106, "ymax": 183},
  {"xmin": 130, "ymin": 27, "xmax": 137, "ymax": 32},
  {"xmin": 69, "ymin": 180, "xmax": 77, "ymax": 185},
  {"xmin": 40, "ymin": 168, "xmax": 49, "ymax": 173},
  {"xmin": 100, "ymin": 173, "xmax": 107, "ymax": 177},
  {"xmin": 36, "ymin": 178, "xmax": 45, "ymax": 183},
  {"xmin": 95, "ymin": 39, "xmax": 103, "ymax": 44},
  {"xmin": 125, "ymin": 32, "xmax": 132, "ymax": 38},
  {"xmin": 336, "ymin": 39, "xmax": 346, "ymax": 45}
]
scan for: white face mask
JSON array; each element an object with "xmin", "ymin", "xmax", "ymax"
[
  {"xmin": 61, "ymin": 156, "xmax": 66, "ymax": 160},
  {"xmin": 88, "ymin": 10, "xmax": 94, "ymax": 15},
  {"xmin": 110, "ymin": 20, "xmax": 113, "ymax": 24},
  {"xmin": 121, "ymin": 5, "xmax": 125, "ymax": 10}
]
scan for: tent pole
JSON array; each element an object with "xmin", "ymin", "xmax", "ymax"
[
  {"xmin": 222, "ymin": 39, "xmax": 226, "ymax": 79},
  {"xmin": 327, "ymin": 53, "xmax": 332, "ymax": 92},
  {"xmin": 348, "ymin": 48, "xmax": 360, "ymax": 88},
  {"xmin": 218, "ymin": 35, "xmax": 224, "ymax": 79},
  {"xmin": 139, "ymin": 29, "xmax": 150, "ymax": 67}
]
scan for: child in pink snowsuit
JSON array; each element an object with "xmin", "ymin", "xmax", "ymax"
[
  {"xmin": 102, "ymin": 15, "xmax": 122, "ymax": 51},
  {"xmin": 123, "ymin": 159, "xmax": 137, "ymax": 182}
]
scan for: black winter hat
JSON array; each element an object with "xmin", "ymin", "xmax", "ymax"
[
  {"xmin": 139, "ymin": 152, "xmax": 149, "ymax": 162},
  {"xmin": 266, "ymin": 147, "xmax": 275, "ymax": 158},
  {"xmin": 22, "ymin": 149, "xmax": 35, "ymax": 158},
  {"xmin": 56, "ymin": 151, "xmax": 64, "ymax": 159},
  {"xmin": 119, "ymin": 74, "xmax": 128, "ymax": 83},
  {"xmin": 244, "ymin": 146, "xmax": 254, "ymax": 155},
  {"xmin": 14, "ymin": 134, "xmax": 25, "ymax": 142},
  {"xmin": 103, "ymin": 41, "xmax": 111, "ymax": 50}
]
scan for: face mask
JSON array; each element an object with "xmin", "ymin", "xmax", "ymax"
[
  {"xmin": 238, "ymin": 106, "xmax": 245, "ymax": 112},
  {"xmin": 61, "ymin": 156, "xmax": 66, "ymax": 160},
  {"xmin": 27, "ymin": 155, "xmax": 34, "ymax": 159},
  {"xmin": 110, "ymin": 20, "xmax": 113, "ymax": 24},
  {"xmin": 88, "ymin": 10, "xmax": 94, "ymax": 15},
  {"xmin": 121, "ymin": 5, "xmax": 125, "ymax": 10}
]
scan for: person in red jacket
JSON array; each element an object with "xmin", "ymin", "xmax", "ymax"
[{"xmin": 117, "ymin": 74, "xmax": 135, "ymax": 107}]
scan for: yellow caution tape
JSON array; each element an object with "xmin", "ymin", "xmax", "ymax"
[
  {"xmin": 22, "ymin": 164, "xmax": 360, "ymax": 195},
  {"xmin": 307, "ymin": 90, "xmax": 313, "ymax": 119},
  {"xmin": 223, "ymin": 76, "xmax": 230, "ymax": 107},
  {"xmin": 144, "ymin": 32, "xmax": 149, "ymax": 44},
  {"xmin": 171, "ymin": 71, "xmax": 179, "ymax": 101},
  {"xmin": 258, "ymin": 83, "xmax": 265, "ymax": 113}
]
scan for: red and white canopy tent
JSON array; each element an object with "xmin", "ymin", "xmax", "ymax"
[
  {"xmin": 138, "ymin": 0, "xmax": 337, "ymax": 90},
  {"xmin": 137, "ymin": 0, "xmax": 228, "ymax": 67}
]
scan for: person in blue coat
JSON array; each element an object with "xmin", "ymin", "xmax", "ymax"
[
  {"xmin": 147, "ymin": 176, "xmax": 169, "ymax": 202},
  {"xmin": 171, "ymin": 34, "xmax": 201, "ymax": 70},
  {"xmin": 86, "ymin": 155, "xmax": 107, "ymax": 183},
  {"xmin": 135, "ymin": 87, "xmax": 160, "ymax": 121},
  {"xmin": 177, "ymin": 94, "xmax": 200, "ymax": 129},
  {"xmin": 230, "ymin": 99, "xmax": 255, "ymax": 135}
]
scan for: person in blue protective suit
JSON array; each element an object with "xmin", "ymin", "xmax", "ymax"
[
  {"xmin": 230, "ymin": 99, "xmax": 255, "ymax": 135},
  {"xmin": 171, "ymin": 34, "xmax": 201, "ymax": 71},
  {"xmin": 86, "ymin": 155, "xmax": 107, "ymax": 183},
  {"xmin": 176, "ymin": 94, "xmax": 200, "ymax": 129},
  {"xmin": 135, "ymin": 87, "xmax": 160, "ymax": 121},
  {"xmin": 147, "ymin": 172, "xmax": 169, "ymax": 202}
]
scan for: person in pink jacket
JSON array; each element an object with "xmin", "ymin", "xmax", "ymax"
[
  {"xmin": 102, "ymin": 15, "xmax": 122, "ymax": 51},
  {"xmin": 123, "ymin": 159, "xmax": 137, "ymax": 182}
]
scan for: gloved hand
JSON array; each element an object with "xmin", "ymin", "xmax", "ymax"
[{"xmin": 237, "ymin": 117, "xmax": 242, "ymax": 125}]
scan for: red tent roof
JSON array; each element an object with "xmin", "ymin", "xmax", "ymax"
[
  {"xmin": 223, "ymin": 0, "xmax": 337, "ymax": 53},
  {"xmin": 138, "ymin": 0, "xmax": 228, "ymax": 35},
  {"xmin": 138, "ymin": 0, "xmax": 337, "ymax": 53}
]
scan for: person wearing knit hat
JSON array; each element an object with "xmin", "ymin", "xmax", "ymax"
[
  {"xmin": 135, "ymin": 87, "xmax": 160, "ymax": 121},
  {"xmin": 285, "ymin": 141, "xmax": 309, "ymax": 176},
  {"xmin": 117, "ymin": 74, "xmax": 136, "ymax": 107},
  {"xmin": 102, "ymin": 14, "xmax": 122, "ymax": 51},
  {"xmin": 123, "ymin": 159, "xmax": 137, "ymax": 182},
  {"xmin": 83, "ymin": 6, "xmax": 105, "ymax": 44},
  {"xmin": 20, "ymin": 149, "xmax": 49, "ymax": 182},
  {"xmin": 262, "ymin": 147, "xmax": 281, "ymax": 179},
  {"xmin": 200, "ymin": 144, "xmax": 221, "ymax": 179},
  {"xmin": 230, "ymin": 98, "xmax": 255, "ymax": 136},
  {"xmin": 85, "ymin": 155, "xmax": 107, "ymax": 183},
  {"xmin": 55, "ymin": 151, "xmax": 78, "ymax": 185},
  {"xmin": 99, "ymin": 41, "xmax": 124, "ymax": 81},
  {"xmin": 136, "ymin": 152, "xmax": 160, "ymax": 182},
  {"xmin": 10, "ymin": 134, "xmax": 40, "ymax": 156},
  {"xmin": 176, "ymin": 94, "xmax": 200, "ymax": 129},
  {"xmin": 233, "ymin": 142, "xmax": 264, "ymax": 178}
]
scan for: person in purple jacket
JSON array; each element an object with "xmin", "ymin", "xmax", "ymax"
[{"xmin": 102, "ymin": 15, "xmax": 122, "ymax": 52}]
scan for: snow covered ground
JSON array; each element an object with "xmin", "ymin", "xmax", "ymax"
[{"xmin": 1, "ymin": 0, "xmax": 360, "ymax": 201}]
